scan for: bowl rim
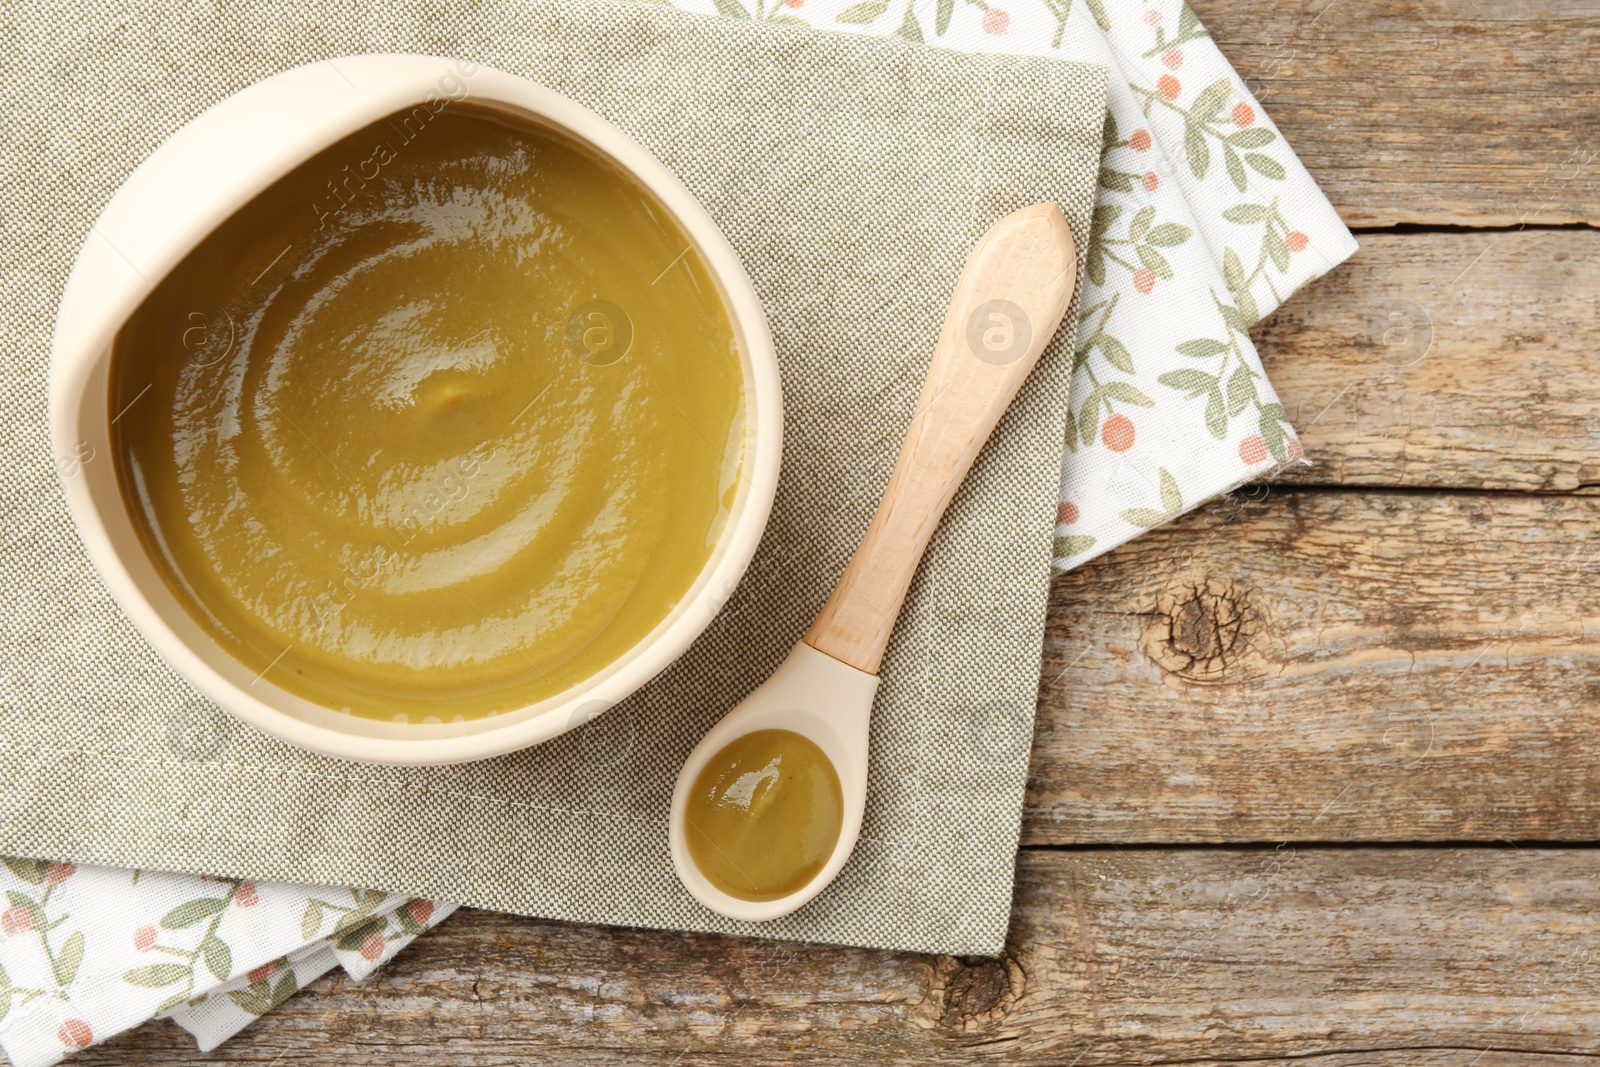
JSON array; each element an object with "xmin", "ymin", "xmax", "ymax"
[{"xmin": 47, "ymin": 53, "xmax": 782, "ymax": 765}]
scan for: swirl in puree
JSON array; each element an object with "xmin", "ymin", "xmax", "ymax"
[{"xmin": 110, "ymin": 105, "xmax": 744, "ymax": 721}]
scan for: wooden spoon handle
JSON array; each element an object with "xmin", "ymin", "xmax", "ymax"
[{"xmin": 803, "ymin": 202, "xmax": 1078, "ymax": 674}]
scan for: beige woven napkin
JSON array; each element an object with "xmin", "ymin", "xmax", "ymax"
[{"xmin": 0, "ymin": 0, "xmax": 1105, "ymax": 954}]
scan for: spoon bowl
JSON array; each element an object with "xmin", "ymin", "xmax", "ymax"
[
  {"xmin": 669, "ymin": 201, "xmax": 1079, "ymax": 920},
  {"xmin": 668, "ymin": 642, "xmax": 877, "ymax": 920}
]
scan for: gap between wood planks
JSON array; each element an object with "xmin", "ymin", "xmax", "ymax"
[
  {"xmin": 1351, "ymin": 222, "xmax": 1600, "ymax": 236},
  {"xmin": 1021, "ymin": 839, "xmax": 1600, "ymax": 852},
  {"xmin": 1244, "ymin": 228, "xmax": 1598, "ymax": 491}
]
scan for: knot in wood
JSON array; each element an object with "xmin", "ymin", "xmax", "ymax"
[
  {"xmin": 1142, "ymin": 577, "xmax": 1264, "ymax": 682},
  {"xmin": 925, "ymin": 953, "xmax": 1025, "ymax": 1033}
]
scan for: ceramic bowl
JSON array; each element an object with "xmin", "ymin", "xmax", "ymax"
[{"xmin": 49, "ymin": 54, "xmax": 781, "ymax": 765}]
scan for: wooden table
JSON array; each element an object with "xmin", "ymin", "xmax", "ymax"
[{"xmin": 85, "ymin": 2, "xmax": 1600, "ymax": 1062}]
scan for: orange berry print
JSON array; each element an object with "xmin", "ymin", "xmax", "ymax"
[
  {"xmin": 1239, "ymin": 436, "xmax": 1269, "ymax": 464},
  {"xmin": 1102, "ymin": 415, "xmax": 1136, "ymax": 452},
  {"xmin": 58, "ymin": 1021, "xmax": 94, "ymax": 1049},
  {"xmin": 361, "ymin": 930, "xmax": 386, "ymax": 961}
]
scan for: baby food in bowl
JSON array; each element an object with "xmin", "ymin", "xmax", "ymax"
[
  {"xmin": 113, "ymin": 105, "xmax": 740, "ymax": 722},
  {"xmin": 50, "ymin": 56, "xmax": 780, "ymax": 763}
]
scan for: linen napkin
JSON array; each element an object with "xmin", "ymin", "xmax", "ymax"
[
  {"xmin": 1, "ymin": 0, "xmax": 1109, "ymax": 958},
  {"xmin": 0, "ymin": 0, "xmax": 1356, "ymax": 1062}
]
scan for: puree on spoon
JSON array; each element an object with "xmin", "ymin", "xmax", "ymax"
[
  {"xmin": 683, "ymin": 729, "xmax": 844, "ymax": 902},
  {"xmin": 110, "ymin": 104, "xmax": 744, "ymax": 721}
]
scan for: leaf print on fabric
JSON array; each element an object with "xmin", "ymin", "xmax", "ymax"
[
  {"xmin": 1073, "ymin": 373, "xmax": 1154, "ymax": 450},
  {"xmin": 1, "ymin": 859, "xmax": 49, "ymax": 886},
  {"xmin": 897, "ymin": 0, "xmax": 925, "ymax": 41},
  {"xmin": 1129, "ymin": 74, "xmax": 1279, "ymax": 192},
  {"xmin": 1085, "ymin": 201, "xmax": 1192, "ymax": 291},
  {"xmin": 200, "ymin": 933, "xmax": 231, "ymax": 982},
  {"xmin": 224, "ymin": 959, "xmax": 299, "ymax": 1018},
  {"xmin": 1120, "ymin": 468, "xmax": 1184, "ymax": 529},
  {"xmin": 1067, "ymin": 294, "xmax": 1153, "ymax": 453},
  {"xmin": 1074, "ymin": 293, "xmax": 1134, "ymax": 374},
  {"xmin": 1052, "ymin": 534, "xmax": 1096, "ymax": 559},
  {"xmin": 1220, "ymin": 197, "xmax": 1311, "ymax": 324},
  {"xmin": 1034, "ymin": 0, "xmax": 1105, "ymax": 49},
  {"xmin": 1139, "ymin": 3, "xmax": 1208, "ymax": 57},
  {"xmin": 1156, "ymin": 289, "xmax": 1292, "ymax": 447},
  {"xmin": 842, "ymin": 0, "xmax": 981, "ymax": 38},
  {"xmin": 300, "ymin": 887, "xmax": 390, "ymax": 943},
  {"xmin": 334, "ymin": 917, "xmax": 385, "ymax": 956},
  {"xmin": 1098, "ymin": 163, "xmax": 1137, "ymax": 193},
  {"xmin": 121, "ymin": 878, "xmax": 245, "ymax": 1012},
  {"xmin": 1252, "ymin": 402, "xmax": 1302, "ymax": 465},
  {"xmin": 0, "ymin": 858, "xmax": 86, "ymax": 1020},
  {"xmin": 333, "ymin": 899, "xmax": 433, "ymax": 962},
  {"xmin": 122, "ymin": 964, "xmax": 191, "ymax": 989},
  {"xmin": 53, "ymin": 932, "xmax": 85, "ymax": 988},
  {"xmin": 160, "ymin": 897, "xmax": 229, "ymax": 930},
  {"xmin": 836, "ymin": 0, "xmax": 888, "ymax": 21}
]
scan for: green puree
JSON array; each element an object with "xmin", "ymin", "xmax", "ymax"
[
  {"xmin": 110, "ymin": 104, "xmax": 744, "ymax": 722},
  {"xmin": 685, "ymin": 730, "xmax": 844, "ymax": 901}
]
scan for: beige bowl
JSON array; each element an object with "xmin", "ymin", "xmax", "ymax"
[{"xmin": 49, "ymin": 54, "xmax": 782, "ymax": 765}]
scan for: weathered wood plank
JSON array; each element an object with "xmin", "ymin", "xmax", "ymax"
[
  {"xmin": 1029, "ymin": 488, "xmax": 1600, "ymax": 845},
  {"xmin": 79, "ymin": 848, "xmax": 1600, "ymax": 1064},
  {"xmin": 1259, "ymin": 230, "xmax": 1600, "ymax": 491},
  {"xmin": 1196, "ymin": 0, "xmax": 1600, "ymax": 227}
]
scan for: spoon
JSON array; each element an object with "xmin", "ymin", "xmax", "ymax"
[{"xmin": 669, "ymin": 201, "xmax": 1078, "ymax": 921}]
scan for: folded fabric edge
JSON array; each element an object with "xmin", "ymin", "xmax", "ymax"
[
  {"xmin": 165, "ymin": 942, "xmax": 340, "ymax": 1053},
  {"xmin": 157, "ymin": 901, "xmax": 459, "ymax": 1054},
  {"xmin": 1053, "ymin": 452, "xmax": 1314, "ymax": 578}
]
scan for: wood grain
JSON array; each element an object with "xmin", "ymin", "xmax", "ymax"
[
  {"xmin": 1259, "ymin": 230, "xmax": 1600, "ymax": 491},
  {"xmin": 1195, "ymin": 0, "xmax": 1600, "ymax": 227},
  {"xmin": 47, "ymin": 6, "xmax": 1600, "ymax": 1064},
  {"xmin": 807, "ymin": 203, "xmax": 1075, "ymax": 672},
  {"xmin": 1027, "ymin": 487, "xmax": 1600, "ymax": 845},
  {"xmin": 78, "ymin": 848, "xmax": 1600, "ymax": 1065}
]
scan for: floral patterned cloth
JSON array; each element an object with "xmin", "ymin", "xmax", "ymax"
[
  {"xmin": 0, "ymin": 859, "xmax": 452, "ymax": 1065},
  {"xmin": 0, "ymin": 1, "xmax": 1353, "ymax": 1063}
]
